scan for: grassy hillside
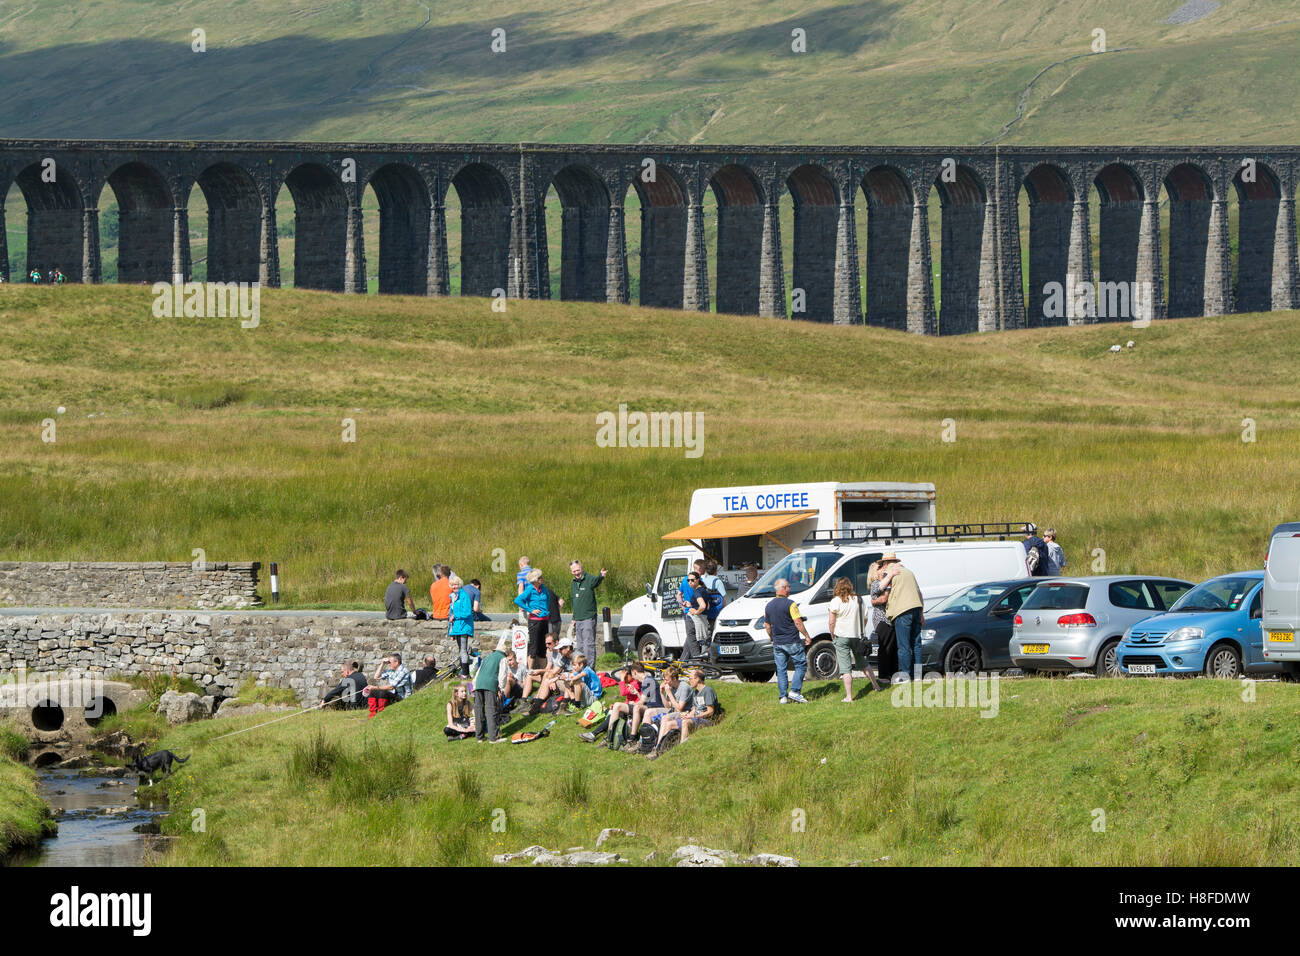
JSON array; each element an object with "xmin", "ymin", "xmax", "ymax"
[
  {"xmin": 1, "ymin": 284, "xmax": 1296, "ymax": 610},
  {"xmin": 150, "ymin": 676, "xmax": 1300, "ymax": 866},
  {"xmin": 0, "ymin": 0, "xmax": 1297, "ymax": 145}
]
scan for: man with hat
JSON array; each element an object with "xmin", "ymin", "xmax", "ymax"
[
  {"xmin": 877, "ymin": 552, "xmax": 925, "ymax": 682},
  {"xmin": 1023, "ymin": 523, "xmax": 1050, "ymax": 577}
]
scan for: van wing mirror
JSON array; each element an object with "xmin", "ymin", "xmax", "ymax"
[{"xmin": 646, "ymin": 583, "xmax": 657, "ymax": 601}]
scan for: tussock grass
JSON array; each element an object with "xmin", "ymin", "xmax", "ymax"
[
  {"xmin": 0, "ymin": 756, "xmax": 56, "ymax": 859},
  {"xmin": 151, "ymin": 676, "xmax": 1300, "ymax": 866},
  {"xmin": 2, "ymin": 285, "xmax": 1298, "ymax": 611}
]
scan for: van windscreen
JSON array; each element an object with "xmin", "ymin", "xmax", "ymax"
[
  {"xmin": 1021, "ymin": 584, "xmax": 1089, "ymax": 611},
  {"xmin": 747, "ymin": 551, "xmax": 841, "ymax": 598}
]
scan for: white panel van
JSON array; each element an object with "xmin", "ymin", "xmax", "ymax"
[{"xmin": 708, "ymin": 538, "xmax": 1031, "ymax": 680}]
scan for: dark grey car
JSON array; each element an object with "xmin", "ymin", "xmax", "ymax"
[{"xmin": 918, "ymin": 578, "xmax": 1041, "ymax": 673}]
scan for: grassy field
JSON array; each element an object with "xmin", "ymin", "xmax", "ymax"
[
  {"xmin": 1, "ymin": 283, "xmax": 1297, "ymax": 611},
  {"xmin": 0, "ymin": 734, "xmax": 57, "ymax": 859},
  {"xmin": 147, "ymin": 674, "xmax": 1300, "ymax": 866},
  {"xmin": 0, "ymin": 0, "xmax": 1298, "ymax": 145}
]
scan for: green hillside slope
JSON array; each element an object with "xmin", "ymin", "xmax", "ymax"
[
  {"xmin": 0, "ymin": 0, "xmax": 1296, "ymax": 144},
  {"xmin": 1, "ymin": 284, "xmax": 1295, "ymax": 610}
]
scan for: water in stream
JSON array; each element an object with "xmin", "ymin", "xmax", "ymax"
[{"xmin": 11, "ymin": 768, "xmax": 171, "ymax": 867}]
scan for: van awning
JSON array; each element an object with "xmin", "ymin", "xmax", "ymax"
[{"xmin": 662, "ymin": 510, "xmax": 818, "ymax": 541}]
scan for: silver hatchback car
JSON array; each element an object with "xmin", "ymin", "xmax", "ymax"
[{"xmin": 1009, "ymin": 575, "xmax": 1193, "ymax": 676}]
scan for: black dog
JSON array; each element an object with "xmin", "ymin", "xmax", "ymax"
[{"xmin": 127, "ymin": 750, "xmax": 190, "ymax": 785}]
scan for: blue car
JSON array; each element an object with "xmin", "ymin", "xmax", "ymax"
[{"xmin": 1117, "ymin": 571, "xmax": 1279, "ymax": 678}]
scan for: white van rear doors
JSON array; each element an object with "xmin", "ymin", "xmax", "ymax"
[{"xmin": 1264, "ymin": 533, "xmax": 1300, "ymax": 637}]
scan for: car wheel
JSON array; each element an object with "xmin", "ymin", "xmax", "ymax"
[
  {"xmin": 739, "ymin": 669, "xmax": 775, "ymax": 683},
  {"xmin": 807, "ymin": 640, "xmax": 839, "ymax": 680},
  {"xmin": 943, "ymin": 640, "xmax": 982, "ymax": 675},
  {"xmin": 1204, "ymin": 643, "xmax": 1242, "ymax": 679},
  {"xmin": 637, "ymin": 632, "xmax": 663, "ymax": 660},
  {"xmin": 1094, "ymin": 640, "xmax": 1122, "ymax": 678}
]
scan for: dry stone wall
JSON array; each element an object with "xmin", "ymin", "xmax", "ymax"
[
  {"xmin": 0, "ymin": 611, "xmax": 497, "ymax": 703},
  {"xmin": 0, "ymin": 561, "xmax": 261, "ymax": 610}
]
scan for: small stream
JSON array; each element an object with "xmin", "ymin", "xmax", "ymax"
[{"xmin": 10, "ymin": 768, "xmax": 171, "ymax": 867}]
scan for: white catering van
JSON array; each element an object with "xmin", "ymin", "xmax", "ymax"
[
  {"xmin": 1262, "ymin": 521, "xmax": 1300, "ymax": 670},
  {"xmin": 616, "ymin": 482, "xmax": 937, "ymax": 661},
  {"xmin": 616, "ymin": 481, "xmax": 1031, "ymax": 677}
]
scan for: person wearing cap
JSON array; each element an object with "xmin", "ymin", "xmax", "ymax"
[
  {"xmin": 878, "ymin": 553, "xmax": 925, "ymax": 682},
  {"xmin": 1023, "ymin": 524, "xmax": 1050, "ymax": 577}
]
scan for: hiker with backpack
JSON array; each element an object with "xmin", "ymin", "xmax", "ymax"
[
  {"xmin": 1044, "ymin": 528, "xmax": 1066, "ymax": 575},
  {"xmin": 828, "ymin": 576, "xmax": 881, "ymax": 702},
  {"xmin": 1023, "ymin": 524, "xmax": 1050, "ymax": 577},
  {"xmin": 680, "ymin": 572, "xmax": 713, "ymax": 661}
]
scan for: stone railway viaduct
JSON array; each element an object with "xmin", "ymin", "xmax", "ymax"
[{"xmin": 2, "ymin": 140, "xmax": 1298, "ymax": 331}]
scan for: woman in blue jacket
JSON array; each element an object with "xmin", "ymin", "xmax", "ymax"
[
  {"xmin": 449, "ymin": 575, "xmax": 476, "ymax": 678},
  {"xmin": 514, "ymin": 569, "xmax": 552, "ymax": 668}
]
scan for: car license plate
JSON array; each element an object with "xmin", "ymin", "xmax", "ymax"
[
  {"xmin": 1269, "ymin": 631, "xmax": 1294, "ymax": 643},
  {"xmin": 719, "ymin": 645, "xmax": 740, "ymax": 655},
  {"xmin": 1127, "ymin": 664, "xmax": 1156, "ymax": 674},
  {"xmin": 1022, "ymin": 644, "xmax": 1049, "ymax": 654}
]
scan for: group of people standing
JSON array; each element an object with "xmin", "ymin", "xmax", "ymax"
[{"xmin": 676, "ymin": 557, "xmax": 730, "ymax": 660}]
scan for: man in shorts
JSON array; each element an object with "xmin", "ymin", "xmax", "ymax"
[{"xmin": 651, "ymin": 669, "xmax": 717, "ymax": 757}]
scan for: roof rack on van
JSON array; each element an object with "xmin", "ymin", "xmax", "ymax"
[{"xmin": 803, "ymin": 521, "xmax": 1032, "ymax": 546}]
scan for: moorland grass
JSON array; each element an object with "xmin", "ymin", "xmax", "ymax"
[
  {"xmin": 1, "ymin": 285, "xmax": 1296, "ymax": 611},
  {"xmin": 151, "ymin": 675, "xmax": 1300, "ymax": 866}
]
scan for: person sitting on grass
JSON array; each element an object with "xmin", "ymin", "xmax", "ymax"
[
  {"xmin": 533, "ymin": 637, "xmax": 575, "ymax": 706},
  {"xmin": 600, "ymin": 663, "xmax": 648, "ymax": 737},
  {"xmin": 364, "ymin": 653, "xmax": 413, "ymax": 717},
  {"xmin": 412, "ymin": 654, "xmax": 439, "ymax": 691},
  {"xmin": 560, "ymin": 652, "xmax": 603, "ymax": 707},
  {"xmin": 649, "ymin": 669, "xmax": 716, "ymax": 759},
  {"xmin": 627, "ymin": 663, "xmax": 663, "ymax": 737},
  {"xmin": 444, "ymin": 683, "xmax": 475, "ymax": 739},
  {"xmin": 505, "ymin": 649, "xmax": 532, "ymax": 701},
  {"xmin": 319, "ymin": 661, "xmax": 368, "ymax": 710}
]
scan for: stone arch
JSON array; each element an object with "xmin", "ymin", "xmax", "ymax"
[
  {"xmin": 13, "ymin": 160, "xmax": 84, "ymax": 281},
  {"xmin": 449, "ymin": 161, "xmax": 513, "ymax": 298},
  {"xmin": 1092, "ymin": 163, "xmax": 1145, "ymax": 303},
  {"xmin": 708, "ymin": 164, "xmax": 764, "ymax": 315},
  {"xmin": 194, "ymin": 162, "xmax": 262, "ymax": 284},
  {"xmin": 1020, "ymin": 163, "xmax": 1073, "ymax": 327},
  {"xmin": 366, "ymin": 163, "xmax": 431, "ymax": 295},
  {"xmin": 1233, "ymin": 161, "xmax": 1282, "ymax": 313},
  {"xmin": 785, "ymin": 164, "xmax": 840, "ymax": 322},
  {"xmin": 1162, "ymin": 162, "xmax": 1214, "ymax": 318},
  {"xmin": 102, "ymin": 162, "xmax": 173, "ymax": 284},
  {"xmin": 546, "ymin": 164, "xmax": 610, "ymax": 302},
  {"xmin": 859, "ymin": 165, "xmax": 912, "ymax": 330},
  {"xmin": 284, "ymin": 162, "xmax": 348, "ymax": 291},
  {"xmin": 932, "ymin": 163, "xmax": 987, "ymax": 335},
  {"xmin": 631, "ymin": 164, "xmax": 688, "ymax": 308}
]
